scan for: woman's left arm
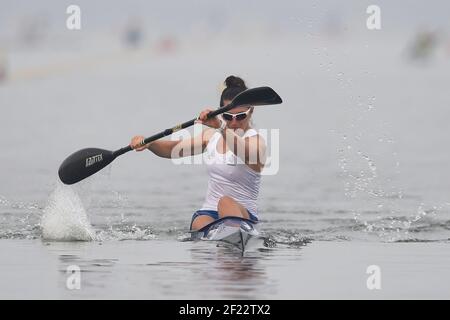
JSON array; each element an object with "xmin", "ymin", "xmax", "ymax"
[{"xmin": 221, "ymin": 129, "xmax": 266, "ymax": 172}]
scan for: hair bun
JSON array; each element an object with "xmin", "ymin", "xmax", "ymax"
[{"xmin": 225, "ymin": 75, "xmax": 246, "ymax": 89}]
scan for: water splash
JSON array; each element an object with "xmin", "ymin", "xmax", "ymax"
[
  {"xmin": 261, "ymin": 230, "xmax": 312, "ymax": 248},
  {"xmin": 41, "ymin": 183, "xmax": 96, "ymax": 241},
  {"xmin": 0, "ymin": 194, "xmax": 42, "ymax": 239},
  {"xmin": 96, "ymin": 224, "xmax": 156, "ymax": 241},
  {"xmin": 0, "ymin": 195, "xmax": 7, "ymax": 206},
  {"xmin": 354, "ymin": 203, "xmax": 446, "ymax": 242},
  {"xmin": 326, "ymin": 45, "xmax": 448, "ymax": 243}
]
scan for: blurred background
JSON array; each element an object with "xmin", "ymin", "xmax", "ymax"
[{"xmin": 0, "ymin": 0, "xmax": 449, "ymax": 242}]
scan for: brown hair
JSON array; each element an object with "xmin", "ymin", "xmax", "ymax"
[{"xmin": 220, "ymin": 75, "xmax": 247, "ymax": 107}]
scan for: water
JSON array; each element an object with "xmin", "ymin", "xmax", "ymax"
[{"xmin": 1, "ymin": 0, "xmax": 450, "ymax": 299}]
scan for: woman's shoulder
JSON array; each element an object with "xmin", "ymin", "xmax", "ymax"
[
  {"xmin": 244, "ymin": 128, "xmax": 266, "ymax": 149},
  {"xmin": 244, "ymin": 128, "xmax": 265, "ymax": 142},
  {"xmin": 244, "ymin": 128, "xmax": 258, "ymax": 138}
]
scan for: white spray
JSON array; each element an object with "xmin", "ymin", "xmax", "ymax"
[{"xmin": 41, "ymin": 182, "xmax": 96, "ymax": 241}]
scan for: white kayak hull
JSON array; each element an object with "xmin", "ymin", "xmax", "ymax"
[{"xmin": 190, "ymin": 217, "xmax": 259, "ymax": 252}]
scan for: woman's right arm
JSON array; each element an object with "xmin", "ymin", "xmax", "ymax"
[
  {"xmin": 147, "ymin": 140, "xmax": 179, "ymax": 158},
  {"xmin": 130, "ymin": 128, "xmax": 215, "ymax": 159}
]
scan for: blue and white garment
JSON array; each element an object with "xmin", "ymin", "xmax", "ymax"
[{"xmin": 200, "ymin": 128, "xmax": 261, "ymax": 217}]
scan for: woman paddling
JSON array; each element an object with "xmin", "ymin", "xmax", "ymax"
[{"xmin": 130, "ymin": 76, "xmax": 265, "ymax": 230}]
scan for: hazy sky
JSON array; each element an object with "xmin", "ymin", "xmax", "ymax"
[{"xmin": 0, "ymin": 0, "xmax": 449, "ymax": 37}]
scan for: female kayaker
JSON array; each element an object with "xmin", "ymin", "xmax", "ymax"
[{"xmin": 130, "ymin": 76, "xmax": 265, "ymax": 230}]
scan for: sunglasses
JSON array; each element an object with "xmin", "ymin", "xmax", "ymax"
[{"xmin": 222, "ymin": 109, "xmax": 251, "ymax": 122}]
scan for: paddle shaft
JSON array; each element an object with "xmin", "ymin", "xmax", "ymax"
[
  {"xmin": 112, "ymin": 102, "xmax": 238, "ymax": 158},
  {"xmin": 58, "ymin": 86, "xmax": 282, "ymax": 185}
]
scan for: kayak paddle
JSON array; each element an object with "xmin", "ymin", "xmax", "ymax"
[{"xmin": 58, "ymin": 86, "xmax": 282, "ymax": 185}]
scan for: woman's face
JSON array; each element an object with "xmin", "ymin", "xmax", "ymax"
[{"xmin": 222, "ymin": 100, "xmax": 253, "ymax": 130}]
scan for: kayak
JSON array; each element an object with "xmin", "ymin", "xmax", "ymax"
[{"xmin": 190, "ymin": 216, "xmax": 259, "ymax": 252}]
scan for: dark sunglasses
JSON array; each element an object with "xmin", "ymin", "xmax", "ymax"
[{"xmin": 222, "ymin": 109, "xmax": 251, "ymax": 121}]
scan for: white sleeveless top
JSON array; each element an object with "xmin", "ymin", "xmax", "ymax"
[{"xmin": 200, "ymin": 128, "xmax": 261, "ymax": 216}]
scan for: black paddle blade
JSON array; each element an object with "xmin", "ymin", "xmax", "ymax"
[
  {"xmin": 232, "ymin": 86, "xmax": 282, "ymax": 107},
  {"xmin": 58, "ymin": 148, "xmax": 116, "ymax": 185}
]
